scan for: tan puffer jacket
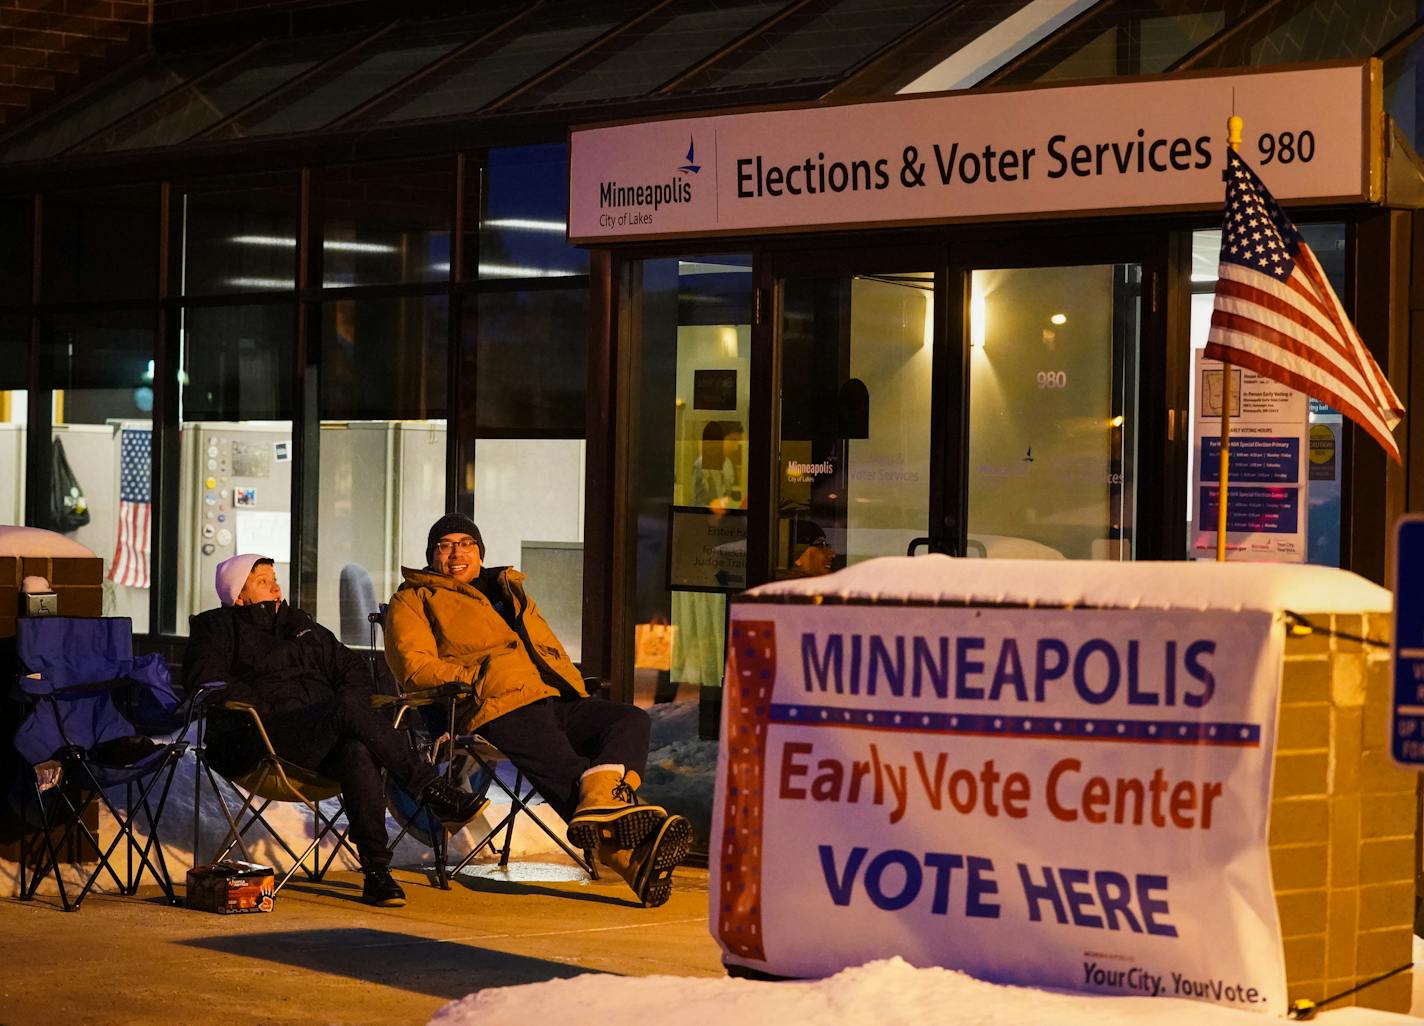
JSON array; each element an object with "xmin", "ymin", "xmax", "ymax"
[{"xmin": 384, "ymin": 565, "xmax": 587, "ymax": 733}]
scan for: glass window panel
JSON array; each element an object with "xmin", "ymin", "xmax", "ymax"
[
  {"xmin": 0, "ymin": 196, "xmax": 32, "ymax": 306},
  {"xmin": 1186, "ymin": 227, "xmax": 1344, "ymax": 567},
  {"xmin": 76, "ymin": 37, "xmax": 359, "ymax": 154},
  {"xmin": 0, "ymin": 52, "xmax": 220, "ymax": 164},
  {"xmin": 179, "ymin": 171, "xmax": 301, "ymax": 295},
  {"xmin": 43, "ymin": 310, "xmax": 155, "ymax": 630},
  {"xmin": 995, "ymin": 1, "xmax": 1226, "ymax": 84},
  {"xmin": 510, "ymin": 0, "xmax": 786, "ymax": 110},
  {"xmin": 1190, "ymin": 0, "xmax": 1415, "ymax": 70},
  {"xmin": 1385, "ymin": 37, "xmax": 1424, "ymax": 155},
  {"xmin": 376, "ymin": 2, "xmax": 648, "ymax": 122},
  {"xmin": 317, "ymin": 295, "xmax": 447, "ymax": 636},
  {"xmin": 177, "ymin": 304, "xmax": 294, "ymax": 631},
  {"xmin": 0, "ymin": 316, "xmax": 26, "ymax": 526},
  {"xmin": 677, "ymin": 0, "xmax": 943, "ymax": 93},
  {"xmin": 43, "ymin": 185, "xmax": 159, "ymax": 303},
  {"xmin": 777, "ymin": 270, "xmax": 931, "ymax": 575},
  {"xmin": 477, "ymin": 145, "xmax": 586, "ymax": 280},
  {"xmin": 967, "ymin": 265, "xmax": 1139, "ymax": 560},
  {"xmin": 1246, "ymin": 0, "xmax": 1414, "ymax": 66},
  {"xmin": 468, "ymin": 287, "xmax": 591, "ymax": 660},
  {"xmin": 229, "ymin": 13, "xmax": 515, "ymax": 137},
  {"xmin": 615, "ymin": 255, "xmax": 753, "ymax": 704},
  {"xmin": 322, "ymin": 158, "xmax": 452, "ymax": 288}
]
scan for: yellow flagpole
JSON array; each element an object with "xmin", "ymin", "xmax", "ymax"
[{"xmin": 1216, "ymin": 114, "xmax": 1243, "ymax": 562}]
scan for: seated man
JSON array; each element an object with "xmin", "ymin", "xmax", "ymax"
[
  {"xmin": 182, "ymin": 553, "xmax": 485, "ymax": 907},
  {"xmin": 384, "ymin": 513, "xmax": 692, "ymax": 908}
]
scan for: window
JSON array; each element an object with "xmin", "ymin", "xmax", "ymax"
[
  {"xmin": 178, "ymin": 172, "xmax": 301, "ymax": 295},
  {"xmin": 321, "ymin": 158, "xmax": 452, "ymax": 288},
  {"xmin": 42, "ymin": 310, "xmax": 155, "ymax": 631},
  {"xmin": 177, "ymin": 304, "xmax": 294, "ymax": 629}
]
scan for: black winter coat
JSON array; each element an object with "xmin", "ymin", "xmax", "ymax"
[{"xmin": 182, "ymin": 601, "xmax": 374, "ymax": 714}]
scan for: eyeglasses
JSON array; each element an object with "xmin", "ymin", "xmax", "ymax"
[
  {"xmin": 810, "ymin": 539, "xmax": 833, "ymax": 551},
  {"xmin": 434, "ymin": 539, "xmax": 479, "ymax": 555}
]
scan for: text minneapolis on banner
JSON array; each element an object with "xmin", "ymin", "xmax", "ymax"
[{"xmin": 711, "ymin": 604, "xmax": 1287, "ymax": 1012}]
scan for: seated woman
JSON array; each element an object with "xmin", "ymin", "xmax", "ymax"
[{"xmin": 182, "ymin": 553, "xmax": 484, "ymax": 907}]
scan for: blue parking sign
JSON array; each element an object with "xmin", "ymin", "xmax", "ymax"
[{"xmin": 1392, "ymin": 516, "xmax": 1424, "ymax": 764}]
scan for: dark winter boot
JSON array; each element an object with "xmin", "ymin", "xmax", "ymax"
[
  {"xmin": 362, "ymin": 867, "xmax": 407, "ymax": 907},
  {"xmin": 567, "ymin": 767, "xmax": 666, "ymax": 851},
  {"xmin": 596, "ymin": 813, "xmax": 693, "ymax": 908},
  {"xmin": 419, "ymin": 778, "xmax": 489, "ymax": 826}
]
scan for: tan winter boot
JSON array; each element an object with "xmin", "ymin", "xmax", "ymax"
[
  {"xmin": 567, "ymin": 766, "xmax": 666, "ymax": 851},
  {"xmin": 597, "ymin": 813, "xmax": 693, "ymax": 908}
]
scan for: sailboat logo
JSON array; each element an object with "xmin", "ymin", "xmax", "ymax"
[{"xmin": 677, "ymin": 136, "xmax": 702, "ymax": 175}]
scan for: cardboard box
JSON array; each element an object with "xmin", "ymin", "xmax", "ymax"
[
  {"xmin": 186, "ymin": 861, "xmax": 276, "ymax": 914},
  {"xmin": 0, "ymin": 555, "xmax": 104, "ymax": 637}
]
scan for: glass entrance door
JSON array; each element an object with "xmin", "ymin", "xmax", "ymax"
[
  {"xmin": 773, "ymin": 264, "xmax": 935, "ymax": 579},
  {"xmin": 965, "ymin": 263, "xmax": 1140, "ymax": 560}
]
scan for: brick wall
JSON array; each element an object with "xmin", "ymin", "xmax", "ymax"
[
  {"xmin": 1274, "ymin": 611, "xmax": 1417, "ymax": 1012},
  {"xmin": 150, "ymin": 0, "xmax": 336, "ymax": 23},
  {"xmin": 0, "ymin": 0, "xmax": 149, "ymax": 130}
]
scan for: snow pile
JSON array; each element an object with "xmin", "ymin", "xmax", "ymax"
[
  {"xmin": 429, "ymin": 957, "xmax": 1414, "ymax": 1026},
  {"xmin": 2, "ymin": 695, "xmax": 716, "ymax": 895},
  {"xmin": 750, "ymin": 556, "xmax": 1392, "ymax": 615}
]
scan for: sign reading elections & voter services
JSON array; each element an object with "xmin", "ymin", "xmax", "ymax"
[
  {"xmin": 571, "ymin": 63, "xmax": 1375, "ymax": 242},
  {"xmin": 712, "ymin": 603, "xmax": 1287, "ymax": 1012}
]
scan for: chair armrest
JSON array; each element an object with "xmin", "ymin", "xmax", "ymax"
[{"xmin": 217, "ymin": 700, "xmax": 278, "ymax": 757}]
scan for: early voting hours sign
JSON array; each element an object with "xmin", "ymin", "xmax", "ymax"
[{"xmin": 712, "ymin": 602, "xmax": 1287, "ymax": 1012}]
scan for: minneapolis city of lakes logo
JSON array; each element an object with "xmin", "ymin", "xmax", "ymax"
[{"xmin": 597, "ymin": 137, "xmax": 699, "ymax": 227}]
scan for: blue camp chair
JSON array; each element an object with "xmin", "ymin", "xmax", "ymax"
[{"xmin": 11, "ymin": 616, "xmax": 186, "ymax": 912}]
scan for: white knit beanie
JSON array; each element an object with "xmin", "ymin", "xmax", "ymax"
[{"xmin": 215, "ymin": 553, "xmax": 269, "ymax": 607}]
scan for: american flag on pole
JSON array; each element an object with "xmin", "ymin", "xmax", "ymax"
[
  {"xmin": 1206, "ymin": 148, "xmax": 1403, "ymax": 461},
  {"xmin": 108, "ymin": 427, "xmax": 151, "ymax": 588}
]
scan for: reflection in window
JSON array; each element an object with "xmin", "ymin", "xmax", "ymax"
[
  {"xmin": 619, "ymin": 256, "xmax": 753, "ymax": 703},
  {"xmin": 43, "ymin": 311, "xmax": 155, "ymax": 630},
  {"xmin": 465, "ymin": 286, "xmax": 589, "ymax": 656},
  {"xmin": 75, "ymin": 37, "xmax": 358, "ymax": 153},
  {"xmin": 376, "ymin": 3, "xmax": 646, "ymax": 122},
  {"xmin": 478, "ymin": 145, "xmax": 588, "ymax": 280},
  {"xmin": 508, "ymin": 0, "xmax": 786, "ymax": 110},
  {"xmin": 967, "ymin": 265, "xmax": 1138, "ymax": 560},
  {"xmin": 178, "ymin": 172, "xmax": 301, "ymax": 295},
  {"xmin": 0, "ymin": 196, "xmax": 32, "ymax": 305},
  {"xmin": 322, "ymin": 158, "xmax": 452, "ymax": 288},
  {"xmin": 317, "ymin": 296, "xmax": 448, "ymax": 639},
  {"xmin": 0, "ymin": 52, "xmax": 219, "ymax": 163},
  {"xmin": 43, "ymin": 185, "xmax": 159, "ymax": 303},
  {"xmin": 778, "ymin": 271, "xmax": 931, "ymax": 573},
  {"xmin": 990, "ymin": 0, "xmax": 1226, "ymax": 84},
  {"xmin": 223, "ymin": 14, "xmax": 505, "ymax": 138},
  {"xmin": 1186, "ymin": 227, "xmax": 1344, "ymax": 567},
  {"xmin": 676, "ymin": 0, "xmax": 944, "ymax": 92},
  {"xmin": 177, "ymin": 304, "xmax": 294, "ymax": 631},
  {"xmin": 0, "ymin": 316, "xmax": 25, "ymax": 526}
]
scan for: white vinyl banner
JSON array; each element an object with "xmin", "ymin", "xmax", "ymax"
[
  {"xmin": 570, "ymin": 63, "xmax": 1372, "ymax": 242},
  {"xmin": 712, "ymin": 603, "xmax": 1287, "ymax": 1013}
]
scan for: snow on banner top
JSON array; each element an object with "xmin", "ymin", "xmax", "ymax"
[{"xmin": 742, "ymin": 557, "xmax": 1391, "ymax": 615}]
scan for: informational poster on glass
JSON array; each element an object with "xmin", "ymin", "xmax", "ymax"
[
  {"xmin": 667, "ymin": 505, "xmax": 747, "ymax": 592},
  {"xmin": 1190, "ymin": 351, "xmax": 1308, "ymax": 562}
]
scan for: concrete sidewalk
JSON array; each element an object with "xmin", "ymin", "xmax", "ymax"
[{"xmin": 0, "ymin": 862, "xmax": 721, "ymax": 1026}]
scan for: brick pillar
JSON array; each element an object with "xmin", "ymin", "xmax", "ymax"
[{"xmin": 1274, "ymin": 611, "xmax": 1416, "ymax": 1012}]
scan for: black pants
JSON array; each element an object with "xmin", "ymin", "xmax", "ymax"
[
  {"xmin": 477, "ymin": 697, "xmax": 651, "ymax": 823},
  {"xmin": 207, "ymin": 688, "xmax": 436, "ymax": 869}
]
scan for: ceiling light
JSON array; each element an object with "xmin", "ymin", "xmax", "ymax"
[{"xmin": 1050, "ymin": 313, "xmax": 1067, "ymax": 325}]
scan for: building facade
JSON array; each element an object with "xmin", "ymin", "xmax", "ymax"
[{"xmin": 1, "ymin": 0, "xmax": 1422, "ymax": 712}]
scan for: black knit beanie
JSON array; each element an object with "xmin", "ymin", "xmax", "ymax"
[{"xmin": 426, "ymin": 512, "xmax": 485, "ymax": 565}]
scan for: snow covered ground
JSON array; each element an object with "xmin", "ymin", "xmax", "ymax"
[{"xmin": 428, "ymin": 956, "xmax": 1416, "ymax": 1026}]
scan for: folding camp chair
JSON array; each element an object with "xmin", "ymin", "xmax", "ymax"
[
  {"xmin": 367, "ymin": 608, "xmax": 597, "ymax": 888},
  {"xmin": 190, "ymin": 687, "xmax": 361, "ymax": 895},
  {"xmin": 11, "ymin": 616, "xmax": 186, "ymax": 912}
]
